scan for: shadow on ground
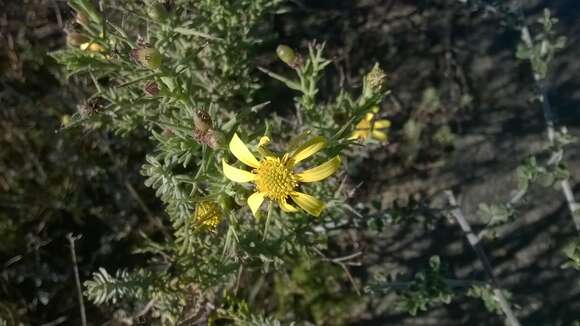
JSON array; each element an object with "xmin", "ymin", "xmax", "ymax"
[{"xmin": 273, "ymin": 0, "xmax": 580, "ymax": 324}]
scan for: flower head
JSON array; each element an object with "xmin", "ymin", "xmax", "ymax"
[
  {"xmin": 364, "ymin": 63, "xmax": 387, "ymax": 96},
  {"xmin": 350, "ymin": 106, "xmax": 391, "ymax": 142},
  {"xmin": 222, "ymin": 133, "xmax": 341, "ymax": 217},
  {"xmin": 193, "ymin": 201, "xmax": 221, "ymax": 231}
]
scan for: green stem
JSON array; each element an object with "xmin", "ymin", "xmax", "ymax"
[{"xmin": 263, "ymin": 201, "xmax": 273, "ymax": 240}]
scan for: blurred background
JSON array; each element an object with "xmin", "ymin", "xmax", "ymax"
[{"xmin": 1, "ymin": 0, "xmax": 579, "ymax": 325}]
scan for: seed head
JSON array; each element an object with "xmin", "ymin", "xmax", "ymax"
[{"xmin": 131, "ymin": 47, "xmax": 163, "ymax": 69}]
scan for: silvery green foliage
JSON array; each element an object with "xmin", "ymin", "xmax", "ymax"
[
  {"xmin": 562, "ymin": 239, "xmax": 580, "ymax": 271},
  {"xmin": 367, "ymin": 256, "xmax": 455, "ymax": 316},
  {"xmin": 468, "ymin": 285, "xmax": 513, "ymax": 316},
  {"xmin": 478, "ymin": 203, "xmax": 514, "ymax": 226},
  {"xmin": 516, "ymin": 9, "xmax": 566, "ymax": 79},
  {"xmin": 399, "ymin": 256, "xmax": 454, "ymax": 315}
]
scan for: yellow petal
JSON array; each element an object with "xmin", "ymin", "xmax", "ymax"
[
  {"xmin": 258, "ymin": 136, "xmax": 271, "ymax": 147},
  {"xmin": 296, "ymin": 156, "xmax": 341, "ymax": 182},
  {"xmin": 247, "ymin": 192, "xmax": 265, "ymax": 217},
  {"xmin": 365, "ymin": 112, "xmax": 374, "ymax": 121},
  {"xmin": 222, "ymin": 159, "xmax": 256, "ymax": 183},
  {"xmin": 374, "ymin": 119, "xmax": 391, "ymax": 129},
  {"xmin": 279, "ymin": 198, "xmax": 298, "ymax": 213},
  {"xmin": 290, "ymin": 192, "xmax": 325, "ymax": 217},
  {"xmin": 372, "ymin": 130, "xmax": 388, "ymax": 141},
  {"xmin": 290, "ymin": 136, "xmax": 326, "ymax": 165},
  {"xmin": 229, "ymin": 133, "xmax": 260, "ymax": 168},
  {"xmin": 371, "ymin": 106, "xmax": 380, "ymax": 113},
  {"xmin": 349, "ymin": 130, "xmax": 366, "ymax": 140}
]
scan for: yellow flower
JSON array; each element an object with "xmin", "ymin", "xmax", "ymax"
[
  {"xmin": 193, "ymin": 201, "xmax": 221, "ymax": 231},
  {"xmin": 222, "ymin": 133, "xmax": 341, "ymax": 217},
  {"xmin": 349, "ymin": 106, "xmax": 391, "ymax": 142},
  {"xmin": 80, "ymin": 41, "xmax": 106, "ymax": 53}
]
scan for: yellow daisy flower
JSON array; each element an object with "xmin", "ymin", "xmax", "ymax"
[
  {"xmin": 222, "ymin": 133, "xmax": 341, "ymax": 217},
  {"xmin": 349, "ymin": 106, "xmax": 391, "ymax": 141},
  {"xmin": 193, "ymin": 201, "xmax": 221, "ymax": 231}
]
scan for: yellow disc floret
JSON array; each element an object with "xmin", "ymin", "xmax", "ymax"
[
  {"xmin": 253, "ymin": 157, "xmax": 297, "ymax": 202},
  {"xmin": 193, "ymin": 201, "xmax": 221, "ymax": 231}
]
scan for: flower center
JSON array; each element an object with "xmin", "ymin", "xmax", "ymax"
[
  {"xmin": 194, "ymin": 201, "xmax": 221, "ymax": 230},
  {"xmin": 254, "ymin": 157, "xmax": 297, "ymax": 201}
]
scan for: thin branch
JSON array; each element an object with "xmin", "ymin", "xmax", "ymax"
[
  {"xmin": 458, "ymin": 0, "xmax": 580, "ymax": 233},
  {"xmin": 518, "ymin": 22, "xmax": 580, "ymax": 232},
  {"xmin": 67, "ymin": 233, "xmax": 87, "ymax": 326},
  {"xmin": 313, "ymin": 248, "xmax": 362, "ymax": 294},
  {"xmin": 373, "ymin": 278, "xmax": 487, "ymax": 291},
  {"xmin": 445, "ymin": 191, "xmax": 521, "ymax": 326}
]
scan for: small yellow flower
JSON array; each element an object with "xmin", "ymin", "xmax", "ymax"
[
  {"xmin": 222, "ymin": 133, "xmax": 341, "ymax": 217},
  {"xmin": 193, "ymin": 201, "xmax": 221, "ymax": 231},
  {"xmin": 80, "ymin": 41, "xmax": 105, "ymax": 53},
  {"xmin": 349, "ymin": 106, "xmax": 391, "ymax": 142}
]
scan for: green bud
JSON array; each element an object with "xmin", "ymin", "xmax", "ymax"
[
  {"xmin": 132, "ymin": 47, "xmax": 163, "ymax": 70},
  {"xmin": 276, "ymin": 44, "xmax": 302, "ymax": 68},
  {"xmin": 277, "ymin": 45, "xmax": 295, "ymax": 64}
]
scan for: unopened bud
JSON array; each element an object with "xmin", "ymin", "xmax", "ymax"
[
  {"xmin": 66, "ymin": 32, "xmax": 88, "ymax": 47},
  {"xmin": 364, "ymin": 63, "xmax": 387, "ymax": 96},
  {"xmin": 276, "ymin": 44, "xmax": 302, "ymax": 69},
  {"xmin": 193, "ymin": 129, "xmax": 224, "ymax": 150},
  {"xmin": 193, "ymin": 110, "xmax": 212, "ymax": 132},
  {"xmin": 61, "ymin": 115, "xmax": 71, "ymax": 127},
  {"xmin": 131, "ymin": 47, "xmax": 163, "ymax": 70},
  {"xmin": 143, "ymin": 80, "xmax": 160, "ymax": 96}
]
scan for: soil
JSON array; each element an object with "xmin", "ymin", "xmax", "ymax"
[{"xmin": 274, "ymin": 0, "xmax": 580, "ymax": 324}]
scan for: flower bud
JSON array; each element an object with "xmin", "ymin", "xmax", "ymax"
[
  {"xmin": 143, "ymin": 80, "xmax": 160, "ymax": 96},
  {"xmin": 276, "ymin": 44, "xmax": 302, "ymax": 69},
  {"xmin": 66, "ymin": 32, "xmax": 88, "ymax": 47},
  {"xmin": 364, "ymin": 63, "xmax": 387, "ymax": 96},
  {"xmin": 131, "ymin": 47, "xmax": 163, "ymax": 70},
  {"xmin": 61, "ymin": 115, "xmax": 71, "ymax": 127},
  {"xmin": 193, "ymin": 110, "xmax": 212, "ymax": 132}
]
